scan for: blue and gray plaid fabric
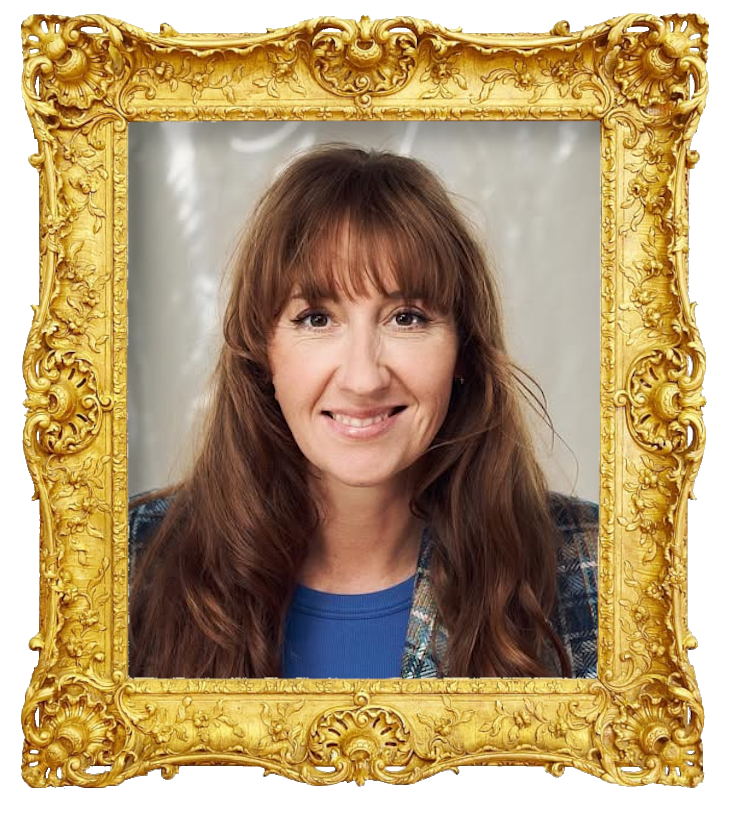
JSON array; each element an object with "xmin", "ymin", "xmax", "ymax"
[
  {"xmin": 400, "ymin": 492, "xmax": 599, "ymax": 679},
  {"xmin": 129, "ymin": 490, "xmax": 598, "ymax": 679}
]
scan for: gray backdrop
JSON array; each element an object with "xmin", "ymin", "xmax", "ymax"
[{"xmin": 128, "ymin": 121, "xmax": 600, "ymax": 502}]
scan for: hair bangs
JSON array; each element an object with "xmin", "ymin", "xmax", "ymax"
[{"xmin": 283, "ymin": 204, "xmax": 462, "ymax": 316}]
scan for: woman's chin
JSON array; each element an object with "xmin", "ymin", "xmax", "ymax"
[{"xmin": 317, "ymin": 464, "xmax": 410, "ymax": 492}]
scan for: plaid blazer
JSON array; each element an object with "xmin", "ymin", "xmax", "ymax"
[
  {"xmin": 129, "ymin": 491, "xmax": 598, "ymax": 679},
  {"xmin": 401, "ymin": 492, "xmax": 599, "ymax": 679}
]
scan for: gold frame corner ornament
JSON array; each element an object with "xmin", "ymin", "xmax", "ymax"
[{"xmin": 20, "ymin": 13, "xmax": 707, "ymax": 787}]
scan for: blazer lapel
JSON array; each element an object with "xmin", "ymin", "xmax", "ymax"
[{"xmin": 401, "ymin": 527, "xmax": 447, "ymax": 678}]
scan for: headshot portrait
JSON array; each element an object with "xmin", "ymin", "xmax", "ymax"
[{"xmin": 127, "ymin": 122, "xmax": 600, "ymax": 680}]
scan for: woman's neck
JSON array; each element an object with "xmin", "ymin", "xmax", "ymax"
[{"xmin": 300, "ymin": 475, "xmax": 423, "ymax": 594}]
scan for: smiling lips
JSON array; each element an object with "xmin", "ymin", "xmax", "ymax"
[
  {"xmin": 321, "ymin": 406, "xmax": 406, "ymax": 435},
  {"xmin": 323, "ymin": 406, "xmax": 406, "ymax": 427}
]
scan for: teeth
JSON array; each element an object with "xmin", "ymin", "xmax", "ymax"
[{"xmin": 330, "ymin": 411, "xmax": 391, "ymax": 428}]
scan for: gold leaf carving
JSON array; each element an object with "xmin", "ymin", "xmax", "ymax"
[
  {"xmin": 604, "ymin": 683, "xmax": 702, "ymax": 785},
  {"xmin": 259, "ymin": 700, "xmax": 306, "ymax": 757},
  {"xmin": 310, "ymin": 16, "xmax": 418, "ymax": 104},
  {"xmin": 19, "ymin": 13, "xmax": 708, "ymax": 788},
  {"xmin": 307, "ymin": 692, "xmax": 416, "ymax": 785},
  {"xmin": 420, "ymin": 52, "xmax": 467, "ymax": 99},
  {"xmin": 22, "ymin": 16, "xmax": 127, "ymax": 114},
  {"xmin": 130, "ymin": 56, "xmax": 247, "ymax": 105},
  {"xmin": 417, "ymin": 695, "xmax": 473, "ymax": 756},
  {"xmin": 22, "ymin": 675, "xmax": 124, "ymax": 787},
  {"xmin": 613, "ymin": 15, "xmax": 708, "ymax": 109},
  {"xmin": 479, "ymin": 50, "xmax": 599, "ymax": 106},
  {"xmin": 25, "ymin": 351, "xmax": 108, "ymax": 455},
  {"xmin": 618, "ymin": 349, "xmax": 705, "ymax": 455},
  {"xmin": 253, "ymin": 53, "xmax": 305, "ymax": 99}
]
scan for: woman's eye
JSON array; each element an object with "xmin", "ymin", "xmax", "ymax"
[
  {"xmin": 307, "ymin": 313, "xmax": 330, "ymax": 328},
  {"xmin": 393, "ymin": 310, "xmax": 429, "ymax": 328},
  {"xmin": 292, "ymin": 311, "xmax": 331, "ymax": 329}
]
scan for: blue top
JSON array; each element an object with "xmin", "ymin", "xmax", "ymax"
[{"xmin": 282, "ymin": 574, "xmax": 415, "ymax": 679}]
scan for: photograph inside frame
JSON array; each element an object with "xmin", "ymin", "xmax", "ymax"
[
  {"xmin": 20, "ymin": 8, "xmax": 708, "ymax": 786},
  {"xmin": 127, "ymin": 121, "xmax": 600, "ymax": 681}
]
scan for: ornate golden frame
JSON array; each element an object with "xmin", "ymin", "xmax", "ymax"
[{"xmin": 20, "ymin": 13, "xmax": 708, "ymax": 787}]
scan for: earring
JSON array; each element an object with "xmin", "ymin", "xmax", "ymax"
[{"xmin": 454, "ymin": 376, "xmax": 465, "ymax": 386}]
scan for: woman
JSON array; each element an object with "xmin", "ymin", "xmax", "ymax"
[{"xmin": 129, "ymin": 144, "xmax": 598, "ymax": 680}]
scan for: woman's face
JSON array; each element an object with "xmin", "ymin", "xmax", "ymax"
[{"xmin": 268, "ymin": 274, "xmax": 459, "ymax": 493}]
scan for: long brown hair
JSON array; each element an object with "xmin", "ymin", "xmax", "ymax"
[{"xmin": 129, "ymin": 143, "xmax": 570, "ymax": 679}]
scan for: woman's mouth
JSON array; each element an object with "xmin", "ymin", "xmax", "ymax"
[
  {"xmin": 323, "ymin": 406, "xmax": 405, "ymax": 427},
  {"xmin": 321, "ymin": 406, "xmax": 406, "ymax": 437}
]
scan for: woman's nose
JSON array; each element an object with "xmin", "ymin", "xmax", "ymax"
[{"xmin": 336, "ymin": 326, "xmax": 391, "ymax": 395}]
